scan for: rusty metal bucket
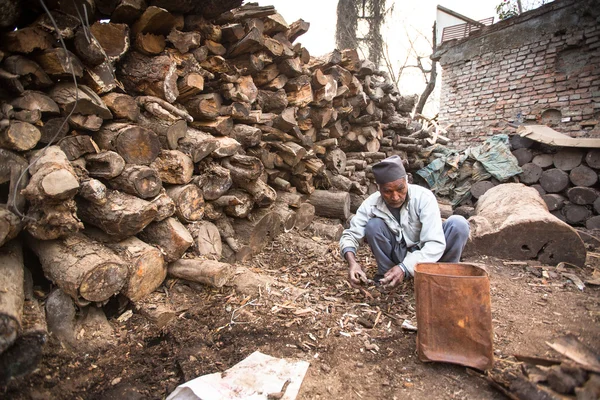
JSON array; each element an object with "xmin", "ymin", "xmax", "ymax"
[{"xmin": 414, "ymin": 262, "xmax": 494, "ymax": 370}]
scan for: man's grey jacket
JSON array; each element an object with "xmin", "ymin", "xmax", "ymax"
[{"xmin": 339, "ymin": 184, "xmax": 446, "ymax": 276}]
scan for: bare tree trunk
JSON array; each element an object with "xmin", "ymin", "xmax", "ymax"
[{"xmin": 414, "ymin": 22, "xmax": 437, "ymax": 115}]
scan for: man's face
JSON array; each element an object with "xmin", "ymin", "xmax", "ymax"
[{"xmin": 379, "ymin": 177, "xmax": 408, "ymax": 209}]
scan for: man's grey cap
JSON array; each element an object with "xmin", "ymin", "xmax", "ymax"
[{"xmin": 372, "ymin": 155, "xmax": 407, "ymax": 184}]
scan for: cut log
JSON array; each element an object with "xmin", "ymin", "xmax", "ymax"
[
  {"xmin": 108, "ymin": 164, "xmax": 162, "ymax": 199},
  {"xmin": 101, "ymin": 93, "xmax": 140, "ymax": 121},
  {"xmin": 563, "ymin": 204, "xmax": 591, "ymax": 225},
  {"xmin": 177, "ymin": 128, "xmax": 219, "ymax": 163},
  {"xmin": 222, "ymin": 154, "xmax": 264, "ymax": 182},
  {"xmin": 324, "ymin": 148, "xmax": 347, "ymax": 175},
  {"xmin": 212, "ymin": 136, "xmax": 241, "ymax": 158},
  {"xmin": 187, "ymin": 221, "xmax": 222, "ymax": 258},
  {"xmin": 0, "ymin": 240, "xmax": 23, "ymax": 354},
  {"xmin": 214, "ymin": 217, "xmax": 252, "ymax": 261},
  {"xmin": 77, "ymin": 190, "xmax": 158, "ymax": 237},
  {"xmin": 79, "ymin": 179, "xmax": 107, "ymax": 205},
  {"xmin": 540, "ymin": 168, "xmax": 570, "ymax": 193},
  {"xmin": 228, "ymin": 124, "xmax": 262, "ymax": 148},
  {"xmin": 309, "ymin": 190, "xmax": 350, "ymax": 220},
  {"xmin": 166, "ymin": 184, "xmax": 205, "ymax": 223},
  {"xmin": 177, "ymin": 73, "xmax": 205, "ymax": 101},
  {"xmin": 134, "ymin": 32, "xmax": 166, "ymax": 55},
  {"xmin": 290, "ymin": 172, "xmax": 315, "ymax": 194},
  {"xmin": 39, "ymin": 118, "xmax": 69, "ymax": 145},
  {"xmin": 85, "ymin": 151, "xmax": 126, "ymax": 179},
  {"xmin": 512, "ymin": 148, "xmax": 533, "ymax": 166},
  {"xmin": 553, "ymin": 148, "xmax": 584, "ymax": 171},
  {"xmin": 308, "ymin": 222, "xmax": 344, "ymax": 242},
  {"xmin": 28, "ymin": 233, "xmax": 128, "ymax": 303},
  {"xmin": 93, "ymin": 123, "xmax": 161, "ymax": 165},
  {"xmin": 567, "ymin": 187, "xmax": 599, "ymax": 205},
  {"xmin": 192, "ymin": 116, "xmax": 234, "ymax": 137},
  {"xmin": 3, "ymin": 55, "xmax": 52, "ymax": 89},
  {"xmin": 58, "ymin": 135, "xmax": 99, "ymax": 161},
  {"xmin": 35, "ymin": 48, "xmax": 84, "ymax": 79},
  {"xmin": 150, "ymin": 150, "xmax": 194, "ymax": 185},
  {"xmin": 193, "ymin": 164, "xmax": 232, "ymax": 201},
  {"xmin": 542, "ymin": 194, "xmax": 567, "ymax": 211},
  {"xmin": 293, "ymin": 203, "xmax": 315, "ymax": 231},
  {"xmin": 167, "ymin": 29, "xmax": 201, "ymax": 53},
  {"xmin": 25, "ymin": 199, "xmax": 82, "ymax": 240},
  {"xmin": 150, "ymin": 189, "xmax": 176, "ymax": 222},
  {"xmin": 585, "ymin": 215, "xmax": 600, "ymax": 230},
  {"xmin": 237, "ymin": 178, "xmax": 277, "ymax": 207},
  {"xmin": 0, "ymin": 120, "xmax": 40, "ymax": 151},
  {"xmin": 569, "ymin": 165, "xmax": 598, "ymax": 187},
  {"xmin": 465, "ymin": 183, "xmax": 586, "ymax": 266},
  {"xmin": 168, "ymin": 259, "xmax": 234, "ymax": 288},
  {"xmin": 223, "ymin": 189, "xmax": 254, "ymax": 218},
  {"xmin": 3, "ymin": 27, "xmax": 54, "ymax": 54},
  {"xmin": 132, "ymin": 6, "xmax": 182, "ymax": 36},
  {"xmin": 73, "ymin": 27, "xmax": 105, "ymax": 66},
  {"xmin": 0, "ymin": 207, "xmax": 22, "ymax": 247},
  {"xmin": 117, "ymin": 51, "xmax": 179, "ymax": 102},
  {"xmin": 532, "ymin": 153, "xmax": 554, "ymax": 168},
  {"xmin": 22, "ymin": 146, "xmax": 79, "ymax": 204},
  {"xmin": 519, "ymin": 163, "xmax": 543, "ymax": 185},
  {"xmin": 138, "ymin": 217, "xmax": 193, "ymax": 263},
  {"xmin": 234, "ymin": 210, "xmax": 279, "ymax": 255},
  {"xmin": 133, "ymin": 291, "xmax": 176, "ymax": 329},
  {"xmin": 585, "ymin": 149, "xmax": 600, "ymax": 169}
]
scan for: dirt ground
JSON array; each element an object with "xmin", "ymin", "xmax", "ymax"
[{"xmin": 4, "ymin": 227, "xmax": 600, "ymax": 400}]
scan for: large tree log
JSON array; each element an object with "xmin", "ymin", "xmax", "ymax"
[
  {"xmin": 139, "ymin": 217, "xmax": 193, "ymax": 263},
  {"xmin": 77, "ymin": 190, "xmax": 158, "ymax": 237},
  {"xmin": 28, "ymin": 233, "xmax": 129, "ymax": 303},
  {"xmin": 540, "ymin": 169, "xmax": 570, "ymax": 193},
  {"xmin": 187, "ymin": 220, "xmax": 222, "ymax": 258},
  {"xmin": 308, "ymin": 190, "xmax": 350, "ymax": 220},
  {"xmin": 150, "ymin": 150, "xmax": 193, "ymax": 185},
  {"xmin": 166, "ymin": 183, "xmax": 205, "ymax": 223},
  {"xmin": 93, "ymin": 123, "xmax": 161, "ymax": 165},
  {"xmin": 0, "ymin": 240, "xmax": 23, "ymax": 354},
  {"xmin": 465, "ymin": 183, "xmax": 586, "ymax": 266},
  {"xmin": 553, "ymin": 148, "xmax": 583, "ymax": 171},
  {"xmin": 108, "ymin": 164, "xmax": 162, "ymax": 199},
  {"xmin": 168, "ymin": 259, "xmax": 234, "ymax": 288}
]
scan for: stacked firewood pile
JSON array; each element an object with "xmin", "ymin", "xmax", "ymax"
[
  {"xmin": 0, "ymin": 0, "xmax": 435, "ymax": 374},
  {"xmin": 466, "ymin": 135, "xmax": 600, "ymax": 230}
]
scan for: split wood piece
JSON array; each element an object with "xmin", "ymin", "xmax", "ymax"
[
  {"xmin": 253, "ymin": 63, "xmax": 280, "ymax": 87},
  {"xmin": 324, "ymin": 148, "xmax": 347, "ymax": 175},
  {"xmin": 166, "ymin": 184, "xmax": 205, "ymax": 223},
  {"xmin": 470, "ymin": 181, "xmax": 495, "ymax": 200},
  {"xmin": 22, "ymin": 146, "xmax": 79, "ymax": 204},
  {"xmin": 177, "ymin": 128, "xmax": 219, "ymax": 163},
  {"xmin": 221, "ymin": 23, "xmax": 245, "ymax": 43},
  {"xmin": 234, "ymin": 210, "xmax": 279, "ymax": 255},
  {"xmin": 542, "ymin": 194, "xmax": 567, "ymax": 211},
  {"xmin": 101, "ymin": 93, "xmax": 140, "ymax": 122},
  {"xmin": 465, "ymin": 183, "xmax": 586, "ymax": 267},
  {"xmin": 3, "ymin": 55, "xmax": 52, "ymax": 89},
  {"xmin": 193, "ymin": 164, "xmax": 232, "ymax": 201},
  {"xmin": 585, "ymin": 149, "xmax": 600, "ymax": 169},
  {"xmin": 132, "ymin": 6, "xmax": 183, "ymax": 36},
  {"xmin": 85, "ymin": 151, "xmax": 126, "ymax": 179},
  {"xmin": 77, "ymin": 190, "xmax": 158, "ymax": 238},
  {"xmin": 2, "ymin": 27, "xmax": 54, "ymax": 54},
  {"xmin": 0, "ymin": 240, "xmax": 23, "ymax": 354},
  {"xmin": 183, "ymin": 93, "xmax": 222, "ymax": 120},
  {"xmin": 79, "ymin": 179, "xmax": 107, "ymax": 206},
  {"xmin": 223, "ymin": 189, "xmax": 254, "ymax": 218},
  {"xmin": 168, "ymin": 259, "xmax": 234, "ymax": 288},
  {"xmin": 108, "ymin": 164, "xmax": 162, "ymax": 199},
  {"xmin": 540, "ymin": 168, "xmax": 570, "ymax": 193},
  {"xmin": 58, "ymin": 135, "xmax": 100, "ymax": 161},
  {"xmin": 0, "ymin": 120, "xmax": 40, "ymax": 151},
  {"xmin": 49, "ymin": 83, "xmax": 112, "ymax": 119},
  {"xmin": 11, "ymin": 91, "xmax": 59, "ymax": 116},
  {"xmin": 285, "ymin": 77, "xmax": 313, "ymax": 107},
  {"xmin": 212, "ymin": 136, "xmax": 241, "ymax": 158},
  {"xmin": 257, "ymin": 89, "xmax": 288, "ymax": 114},
  {"xmin": 167, "ymin": 29, "xmax": 201, "ymax": 54},
  {"xmin": 35, "ymin": 48, "xmax": 84, "ymax": 79},
  {"xmin": 554, "ymin": 148, "xmax": 584, "ymax": 171},
  {"xmin": 326, "ymin": 172, "xmax": 353, "ymax": 192},
  {"xmin": 270, "ymin": 141, "xmax": 306, "ymax": 167},
  {"xmin": 177, "ymin": 73, "xmax": 205, "ymax": 102},
  {"xmin": 272, "ymin": 107, "xmax": 298, "ymax": 133},
  {"xmin": 34, "ymin": 8, "xmax": 80, "ymax": 38},
  {"xmin": 139, "ymin": 217, "xmax": 193, "ymax": 263},
  {"xmin": 0, "ymin": 207, "xmax": 22, "ymax": 247},
  {"xmin": 519, "ymin": 163, "xmax": 543, "ymax": 185},
  {"xmin": 227, "ymin": 124, "xmax": 262, "ymax": 148},
  {"xmin": 293, "ymin": 203, "xmax": 315, "ymax": 231},
  {"xmin": 206, "ymin": 40, "xmax": 226, "ymax": 56},
  {"xmin": 290, "ymin": 172, "xmax": 315, "ymax": 194},
  {"xmin": 151, "ymin": 150, "xmax": 194, "ymax": 185},
  {"xmin": 84, "ymin": 63, "xmax": 123, "ymax": 96},
  {"xmin": 151, "ymin": 189, "xmax": 176, "ymax": 222},
  {"xmin": 286, "ymin": 18, "xmax": 309, "ymax": 43},
  {"xmin": 88, "ymin": 22, "xmax": 130, "ymax": 63},
  {"xmin": 25, "ymin": 199, "xmax": 82, "ymax": 240},
  {"xmin": 563, "ymin": 204, "xmax": 591, "ymax": 225},
  {"xmin": 117, "ymin": 51, "xmax": 179, "ymax": 103},
  {"xmin": 11, "ymin": 109, "xmax": 41, "ymax": 124},
  {"xmin": 73, "ymin": 27, "xmax": 105, "ymax": 66},
  {"xmin": 237, "ymin": 178, "xmax": 277, "ymax": 207},
  {"xmin": 28, "ymin": 233, "xmax": 128, "ymax": 303},
  {"xmin": 567, "ymin": 187, "xmax": 599, "ymax": 205},
  {"xmin": 569, "ymin": 165, "xmax": 598, "ymax": 187},
  {"xmin": 134, "ymin": 32, "xmax": 166, "ymax": 55},
  {"xmin": 187, "ymin": 221, "xmax": 222, "ymax": 258},
  {"xmin": 228, "ymin": 27, "xmax": 264, "ymax": 57},
  {"xmin": 308, "ymin": 190, "xmax": 351, "ymax": 220},
  {"xmin": 222, "ymin": 154, "xmax": 264, "ymax": 182},
  {"xmin": 133, "ymin": 291, "xmax": 176, "ymax": 329},
  {"xmin": 93, "ymin": 123, "xmax": 161, "ymax": 165},
  {"xmin": 69, "ymin": 114, "xmax": 103, "ymax": 132},
  {"xmin": 308, "ymin": 222, "xmax": 344, "ymax": 242}
]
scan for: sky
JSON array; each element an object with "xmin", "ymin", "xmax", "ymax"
[{"xmin": 256, "ymin": 0, "xmax": 503, "ymax": 114}]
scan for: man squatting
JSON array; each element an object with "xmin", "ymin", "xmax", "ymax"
[{"xmin": 339, "ymin": 155, "xmax": 471, "ymax": 288}]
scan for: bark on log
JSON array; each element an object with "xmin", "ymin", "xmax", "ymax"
[
  {"xmin": 150, "ymin": 150, "xmax": 194, "ymax": 185},
  {"xmin": 2, "ymin": 27, "xmax": 54, "ymax": 54},
  {"xmin": 25, "ymin": 199, "xmax": 82, "ymax": 240},
  {"xmin": 150, "ymin": 189, "xmax": 176, "ymax": 221},
  {"xmin": 138, "ymin": 217, "xmax": 193, "ymax": 263},
  {"xmin": 77, "ymin": 190, "xmax": 158, "ymax": 237},
  {"xmin": 228, "ymin": 124, "xmax": 262, "ymax": 148},
  {"xmin": 79, "ymin": 179, "xmax": 107, "ymax": 205},
  {"xmin": 0, "ymin": 148, "xmax": 28, "ymax": 214},
  {"xmin": 117, "ymin": 51, "xmax": 179, "ymax": 102},
  {"xmin": 308, "ymin": 190, "xmax": 350, "ymax": 220},
  {"xmin": 166, "ymin": 183, "xmax": 204, "ymax": 223},
  {"xmin": 187, "ymin": 220, "xmax": 222, "ymax": 258},
  {"xmin": 57, "ymin": 135, "xmax": 100, "ymax": 161},
  {"xmin": 466, "ymin": 183, "xmax": 586, "ymax": 267},
  {"xmin": 28, "ymin": 233, "xmax": 129, "ymax": 303},
  {"xmin": 214, "ymin": 217, "xmax": 252, "ymax": 262},
  {"xmin": 108, "ymin": 164, "xmax": 163, "ymax": 199},
  {"xmin": 324, "ymin": 148, "xmax": 347, "ymax": 175},
  {"xmin": 0, "ymin": 240, "xmax": 23, "ymax": 354},
  {"xmin": 85, "ymin": 151, "xmax": 126, "ymax": 179},
  {"xmin": 39, "ymin": 118, "xmax": 69, "ymax": 145},
  {"xmin": 0, "ymin": 207, "xmax": 22, "ymax": 247},
  {"xmin": 22, "ymin": 146, "xmax": 79, "ymax": 204},
  {"xmin": 168, "ymin": 259, "xmax": 234, "ymax": 288},
  {"xmin": 137, "ymin": 114, "xmax": 187, "ymax": 150},
  {"xmin": 540, "ymin": 169, "xmax": 570, "ymax": 193},
  {"xmin": 569, "ymin": 165, "xmax": 598, "ymax": 187},
  {"xmin": 177, "ymin": 127, "xmax": 219, "ymax": 163},
  {"xmin": 93, "ymin": 123, "xmax": 161, "ymax": 165},
  {"xmin": 49, "ymin": 82, "xmax": 111, "ymax": 119}
]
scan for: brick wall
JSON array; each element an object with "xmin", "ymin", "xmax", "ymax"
[{"xmin": 435, "ymin": 0, "xmax": 600, "ymax": 149}]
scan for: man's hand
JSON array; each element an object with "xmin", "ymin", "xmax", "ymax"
[
  {"xmin": 379, "ymin": 265, "xmax": 405, "ymax": 288},
  {"xmin": 348, "ymin": 262, "xmax": 368, "ymax": 286}
]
